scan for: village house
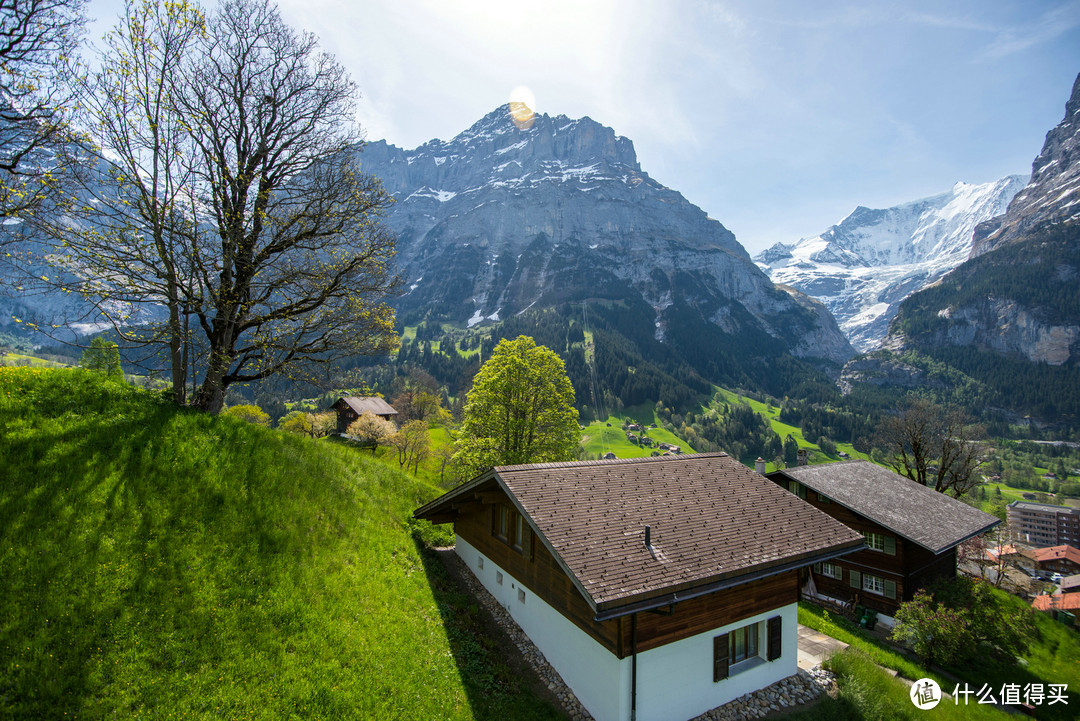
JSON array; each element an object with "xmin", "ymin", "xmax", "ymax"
[
  {"xmin": 1027, "ymin": 545, "xmax": 1080, "ymax": 578},
  {"xmin": 330, "ymin": 396, "xmax": 398, "ymax": 434},
  {"xmin": 413, "ymin": 453, "xmax": 864, "ymax": 721},
  {"xmin": 765, "ymin": 460, "xmax": 1000, "ymax": 625}
]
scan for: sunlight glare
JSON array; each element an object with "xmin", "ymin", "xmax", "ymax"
[{"xmin": 509, "ymin": 85, "xmax": 537, "ymax": 129}]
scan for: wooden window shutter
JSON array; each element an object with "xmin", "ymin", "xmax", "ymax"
[
  {"xmin": 767, "ymin": 616, "xmax": 782, "ymax": 661},
  {"xmin": 713, "ymin": 634, "xmax": 729, "ymax": 682},
  {"xmin": 490, "ymin": 505, "xmax": 497, "ymax": 535},
  {"xmin": 884, "ymin": 536, "xmax": 896, "ymax": 555},
  {"xmin": 522, "ymin": 526, "xmax": 533, "ymax": 557},
  {"xmin": 849, "ymin": 569, "xmax": 861, "ymax": 588},
  {"xmin": 884, "ymin": 579, "xmax": 897, "ymax": 599}
]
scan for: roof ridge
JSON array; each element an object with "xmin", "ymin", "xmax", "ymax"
[{"xmin": 496, "ymin": 451, "xmax": 729, "ymax": 472}]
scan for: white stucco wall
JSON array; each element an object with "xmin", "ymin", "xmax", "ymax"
[{"xmin": 455, "ymin": 535, "xmax": 799, "ymax": 721}]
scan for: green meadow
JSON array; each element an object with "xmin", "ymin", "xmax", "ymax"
[{"xmin": 0, "ymin": 367, "xmax": 561, "ymax": 720}]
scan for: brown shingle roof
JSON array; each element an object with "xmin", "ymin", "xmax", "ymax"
[
  {"xmin": 415, "ymin": 453, "xmax": 864, "ymax": 617},
  {"xmin": 339, "ymin": 396, "xmax": 397, "ymax": 417},
  {"xmin": 769, "ymin": 460, "xmax": 1000, "ymax": 554}
]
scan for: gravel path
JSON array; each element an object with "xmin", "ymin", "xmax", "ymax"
[{"xmin": 441, "ymin": 550, "xmax": 837, "ymax": 720}]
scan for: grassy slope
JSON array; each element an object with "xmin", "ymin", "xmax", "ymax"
[
  {"xmin": 713, "ymin": 388, "xmax": 871, "ymax": 469},
  {"xmin": 581, "ymin": 413, "xmax": 696, "ymax": 459},
  {"xmin": 0, "ymin": 368, "xmax": 560, "ymax": 720},
  {"xmin": 798, "ymin": 598, "xmax": 1079, "ymax": 721}
]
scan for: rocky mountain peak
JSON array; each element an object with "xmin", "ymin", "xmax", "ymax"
[
  {"xmin": 353, "ymin": 106, "xmax": 853, "ymax": 366},
  {"xmin": 971, "ymin": 72, "xmax": 1080, "ymax": 257},
  {"xmin": 756, "ymin": 176, "xmax": 1025, "ymax": 352}
]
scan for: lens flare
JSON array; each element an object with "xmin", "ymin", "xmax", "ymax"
[{"xmin": 508, "ymin": 85, "xmax": 536, "ymax": 130}]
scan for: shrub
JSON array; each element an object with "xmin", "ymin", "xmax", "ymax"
[{"xmin": 220, "ymin": 404, "xmax": 270, "ymax": 426}]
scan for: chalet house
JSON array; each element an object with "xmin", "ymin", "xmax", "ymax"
[
  {"xmin": 1028, "ymin": 545, "xmax": 1080, "ymax": 577},
  {"xmin": 331, "ymin": 396, "xmax": 398, "ymax": 433},
  {"xmin": 766, "ymin": 460, "xmax": 1000, "ymax": 624},
  {"xmin": 414, "ymin": 453, "xmax": 864, "ymax": 721}
]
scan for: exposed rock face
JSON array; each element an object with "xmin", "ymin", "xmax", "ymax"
[
  {"xmin": 971, "ymin": 72, "xmax": 1080, "ymax": 257},
  {"xmin": 755, "ymin": 176, "xmax": 1025, "ymax": 352},
  {"xmin": 846, "ymin": 75, "xmax": 1080, "ymax": 418},
  {"xmin": 362, "ymin": 105, "xmax": 854, "ymax": 365}
]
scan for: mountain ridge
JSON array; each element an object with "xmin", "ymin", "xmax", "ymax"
[
  {"xmin": 755, "ymin": 175, "xmax": 1025, "ymax": 352},
  {"xmin": 359, "ymin": 104, "xmax": 854, "ymax": 373}
]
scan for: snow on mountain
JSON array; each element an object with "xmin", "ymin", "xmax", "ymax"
[
  {"xmin": 972, "ymin": 74, "xmax": 1080, "ymax": 258},
  {"xmin": 359, "ymin": 104, "xmax": 855, "ymax": 365},
  {"xmin": 754, "ymin": 176, "xmax": 1026, "ymax": 352}
]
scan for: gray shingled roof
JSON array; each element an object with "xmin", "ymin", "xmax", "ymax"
[
  {"xmin": 1008, "ymin": 500, "xmax": 1080, "ymax": 516},
  {"xmin": 415, "ymin": 453, "xmax": 864, "ymax": 617},
  {"xmin": 771, "ymin": 460, "xmax": 1000, "ymax": 554},
  {"xmin": 340, "ymin": 396, "xmax": 397, "ymax": 416}
]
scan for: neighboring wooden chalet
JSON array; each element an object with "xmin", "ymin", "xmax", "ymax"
[
  {"xmin": 414, "ymin": 453, "xmax": 863, "ymax": 721},
  {"xmin": 766, "ymin": 460, "xmax": 1000, "ymax": 623},
  {"xmin": 331, "ymin": 396, "xmax": 398, "ymax": 433}
]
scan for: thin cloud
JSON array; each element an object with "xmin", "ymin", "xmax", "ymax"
[{"xmin": 983, "ymin": 2, "xmax": 1080, "ymax": 58}]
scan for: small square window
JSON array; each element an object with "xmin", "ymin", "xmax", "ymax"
[
  {"xmin": 518, "ymin": 589, "xmax": 525, "ymax": 604},
  {"xmin": 496, "ymin": 571, "xmax": 503, "ymax": 586},
  {"xmin": 820, "ymin": 562, "xmax": 842, "ymax": 580},
  {"xmin": 477, "ymin": 557, "xmax": 484, "ymax": 570}
]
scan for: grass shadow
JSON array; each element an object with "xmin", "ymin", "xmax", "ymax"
[{"xmin": 411, "ymin": 536, "xmax": 564, "ymax": 721}]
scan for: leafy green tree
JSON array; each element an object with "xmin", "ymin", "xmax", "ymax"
[
  {"xmin": 783, "ymin": 434, "xmax": 799, "ymax": 468},
  {"xmin": 390, "ymin": 419, "xmax": 430, "ymax": 474},
  {"xmin": 454, "ymin": 336, "xmax": 578, "ymax": 478},
  {"xmin": 80, "ymin": 337, "xmax": 123, "ymax": 379},
  {"xmin": 220, "ymin": 404, "xmax": 270, "ymax": 426},
  {"xmin": 890, "ymin": 590, "xmax": 974, "ymax": 667}
]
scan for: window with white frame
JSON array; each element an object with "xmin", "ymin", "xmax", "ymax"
[
  {"xmin": 820, "ymin": 562, "xmax": 842, "ymax": 579},
  {"xmin": 863, "ymin": 531, "xmax": 895, "ymax": 554},
  {"xmin": 862, "ymin": 573, "xmax": 885, "ymax": 595}
]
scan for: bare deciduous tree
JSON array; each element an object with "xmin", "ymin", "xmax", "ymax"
[
  {"xmin": 876, "ymin": 396, "xmax": 984, "ymax": 498},
  {"xmin": 0, "ymin": 0, "xmax": 85, "ymax": 221},
  {"xmin": 39, "ymin": 0, "xmax": 400, "ymax": 412},
  {"xmin": 177, "ymin": 0, "xmax": 399, "ymax": 413}
]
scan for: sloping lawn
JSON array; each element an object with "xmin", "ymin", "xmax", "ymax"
[{"xmin": 0, "ymin": 368, "xmax": 561, "ymax": 720}]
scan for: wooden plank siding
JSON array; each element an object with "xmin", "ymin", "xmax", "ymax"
[
  {"xmin": 626, "ymin": 571, "xmax": 799, "ymax": 656},
  {"xmin": 779, "ymin": 482, "xmax": 958, "ymax": 616},
  {"xmin": 456, "ymin": 489, "xmax": 800, "ymax": 659},
  {"xmin": 456, "ymin": 490, "xmax": 624, "ymax": 656}
]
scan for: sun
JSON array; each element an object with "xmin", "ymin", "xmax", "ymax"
[{"xmin": 508, "ymin": 85, "xmax": 536, "ymax": 130}]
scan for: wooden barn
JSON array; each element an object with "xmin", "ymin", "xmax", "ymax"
[
  {"xmin": 766, "ymin": 460, "xmax": 1000, "ymax": 623},
  {"xmin": 331, "ymin": 396, "xmax": 398, "ymax": 433},
  {"xmin": 414, "ymin": 453, "xmax": 863, "ymax": 721}
]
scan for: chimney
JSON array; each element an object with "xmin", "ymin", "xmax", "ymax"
[
  {"xmin": 797, "ymin": 449, "xmax": 809, "ymax": 466},
  {"xmin": 644, "ymin": 525, "xmax": 652, "ymax": 548},
  {"xmin": 755, "ymin": 457, "xmax": 767, "ymax": 475}
]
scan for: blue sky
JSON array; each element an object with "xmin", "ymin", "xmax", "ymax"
[{"xmin": 87, "ymin": 0, "xmax": 1080, "ymax": 255}]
